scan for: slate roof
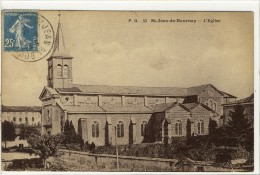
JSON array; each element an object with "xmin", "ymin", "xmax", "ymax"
[
  {"xmin": 56, "ymin": 87, "xmax": 82, "ymax": 93},
  {"xmin": 44, "ymin": 84, "xmax": 236, "ymax": 104},
  {"xmin": 182, "ymin": 102, "xmax": 215, "ymax": 112},
  {"xmin": 63, "ymin": 84, "xmax": 235, "ymax": 99},
  {"xmin": 72, "ymin": 84, "xmax": 188, "ymax": 96},
  {"xmin": 187, "ymin": 84, "xmax": 237, "ymax": 98},
  {"xmin": 66, "ymin": 105, "xmax": 152, "ymax": 113},
  {"xmin": 2, "ymin": 105, "xmax": 42, "ymax": 112},
  {"xmin": 187, "ymin": 84, "xmax": 209, "ymax": 96},
  {"xmin": 153, "ymin": 103, "xmax": 176, "ymax": 112},
  {"xmin": 46, "ymin": 86, "xmax": 59, "ymax": 95},
  {"xmin": 220, "ymin": 91, "xmax": 237, "ymax": 98},
  {"xmin": 182, "ymin": 102, "xmax": 200, "ymax": 110},
  {"xmin": 237, "ymin": 93, "xmax": 254, "ymax": 103},
  {"xmin": 101, "ymin": 105, "xmax": 152, "ymax": 113}
]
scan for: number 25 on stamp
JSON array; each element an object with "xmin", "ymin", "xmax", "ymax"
[{"xmin": 3, "ymin": 11, "xmax": 38, "ymax": 52}]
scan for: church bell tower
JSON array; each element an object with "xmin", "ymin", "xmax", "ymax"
[{"xmin": 47, "ymin": 13, "xmax": 73, "ymax": 89}]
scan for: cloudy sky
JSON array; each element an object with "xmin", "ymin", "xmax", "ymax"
[{"xmin": 2, "ymin": 11, "xmax": 254, "ymax": 106}]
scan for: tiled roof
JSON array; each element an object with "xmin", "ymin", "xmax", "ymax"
[
  {"xmin": 187, "ymin": 84, "xmax": 237, "ymax": 98},
  {"xmin": 187, "ymin": 84, "xmax": 209, "ymax": 96},
  {"xmin": 48, "ymin": 83, "xmax": 235, "ymax": 99},
  {"xmin": 182, "ymin": 102, "xmax": 215, "ymax": 113},
  {"xmin": 73, "ymin": 84, "xmax": 187, "ymax": 96},
  {"xmin": 56, "ymin": 87, "xmax": 82, "ymax": 93},
  {"xmin": 46, "ymin": 86, "xmax": 59, "ymax": 95},
  {"xmin": 101, "ymin": 105, "xmax": 152, "ymax": 113},
  {"xmin": 66, "ymin": 105, "xmax": 152, "ymax": 113},
  {"xmin": 237, "ymin": 93, "xmax": 254, "ymax": 103},
  {"xmin": 1, "ymin": 105, "xmax": 42, "ymax": 112},
  {"xmin": 182, "ymin": 102, "xmax": 199, "ymax": 110},
  {"xmin": 220, "ymin": 91, "xmax": 237, "ymax": 98},
  {"xmin": 153, "ymin": 103, "xmax": 176, "ymax": 112}
]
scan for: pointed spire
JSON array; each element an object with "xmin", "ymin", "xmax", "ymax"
[{"xmin": 52, "ymin": 12, "xmax": 71, "ymax": 57}]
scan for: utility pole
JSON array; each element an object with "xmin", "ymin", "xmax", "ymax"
[{"xmin": 115, "ymin": 126, "xmax": 120, "ymax": 171}]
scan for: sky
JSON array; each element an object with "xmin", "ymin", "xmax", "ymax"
[{"xmin": 2, "ymin": 11, "xmax": 254, "ymax": 106}]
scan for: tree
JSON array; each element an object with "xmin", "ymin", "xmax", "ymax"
[
  {"xmin": 27, "ymin": 133, "xmax": 64, "ymax": 169},
  {"xmin": 63, "ymin": 119, "xmax": 70, "ymax": 134},
  {"xmin": 208, "ymin": 118, "xmax": 217, "ymax": 136},
  {"xmin": 18, "ymin": 123, "xmax": 41, "ymax": 140},
  {"xmin": 69, "ymin": 120, "xmax": 75, "ymax": 134},
  {"xmin": 2, "ymin": 121, "xmax": 16, "ymax": 148},
  {"xmin": 63, "ymin": 119, "xmax": 83, "ymax": 145},
  {"xmin": 224, "ymin": 105, "xmax": 252, "ymax": 148},
  {"xmin": 208, "ymin": 118, "xmax": 218, "ymax": 144}
]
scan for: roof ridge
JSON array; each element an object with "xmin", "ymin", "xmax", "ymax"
[
  {"xmin": 187, "ymin": 84, "xmax": 210, "ymax": 89},
  {"xmin": 73, "ymin": 83, "xmax": 186, "ymax": 89},
  {"xmin": 2, "ymin": 105, "xmax": 42, "ymax": 107},
  {"xmin": 181, "ymin": 102, "xmax": 199, "ymax": 111}
]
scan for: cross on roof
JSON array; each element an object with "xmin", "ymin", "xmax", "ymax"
[{"xmin": 58, "ymin": 11, "xmax": 61, "ymax": 22}]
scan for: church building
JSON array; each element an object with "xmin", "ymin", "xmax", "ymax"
[{"xmin": 39, "ymin": 18, "xmax": 237, "ymax": 146}]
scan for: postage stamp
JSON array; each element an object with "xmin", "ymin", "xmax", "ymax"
[
  {"xmin": 3, "ymin": 11, "xmax": 38, "ymax": 52},
  {"xmin": 2, "ymin": 10, "xmax": 55, "ymax": 62}
]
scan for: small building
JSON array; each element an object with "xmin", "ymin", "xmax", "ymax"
[
  {"xmin": 1, "ymin": 105, "xmax": 41, "ymax": 125},
  {"xmin": 222, "ymin": 93, "xmax": 254, "ymax": 125},
  {"xmin": 147, "ymin": 102, "xmax": 215, "ymax": 144}
]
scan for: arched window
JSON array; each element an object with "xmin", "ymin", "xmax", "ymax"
[
  {"xmin": 209, "ymin": 100, "xmax": 213, "ymax": 109},
  {"xmin": 198, "ymin": 120, "xmax": 204, "ymax": 135},
  {"xmin": 47, "ymin": 110, "xmax": 51, "ymax": 121},
  {"xmin": 214, "ymin": 102, "xmax": 217, "ymax": 111},
  {"xmin": 63, "ymin": 65, "xmax": 69, "ymax": 78},
  {"xmin": 57, "ymin": 64, "xmax": 62, "ymax": 77},
  {"xmin": 175, "ymin": 120, "xmax": 182, "ymax": 136},
  {"xmin": 141, "ymin": 121, "xmax": 147, "ymax": 136},
  {"xmin": 117, "ymin": 121, "xmax": 124, "ymax": 137},
  {"xmin": 92, "ymin": 121, "xmax": 99, "ymax": 137}
]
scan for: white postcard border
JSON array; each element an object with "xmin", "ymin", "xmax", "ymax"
[{"xmin": 1, "ymin": 0, "xmax": 259, "ymax": 175}]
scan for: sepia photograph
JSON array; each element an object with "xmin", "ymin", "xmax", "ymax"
[{"xmin": 1, "ymin": 10, "xmax": 255, "ymax": 172}]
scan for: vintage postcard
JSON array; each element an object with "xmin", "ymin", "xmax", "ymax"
[{"xmin": 1, "ymin": 10, "xmax": 254, "ymax": 172}]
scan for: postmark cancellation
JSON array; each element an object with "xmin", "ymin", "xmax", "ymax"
[{"xmin": 2, "ymin": 10, "xmax": 54, "ymax": 62}]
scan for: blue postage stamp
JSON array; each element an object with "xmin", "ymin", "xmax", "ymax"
[{"xmin": 3, "ymin": 11, "xmax": 38, "ymax": 51}]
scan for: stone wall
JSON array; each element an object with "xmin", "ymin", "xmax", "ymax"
[{"xmin": 58, "ymin": 149, "xmax": 178, "ymax": 171}]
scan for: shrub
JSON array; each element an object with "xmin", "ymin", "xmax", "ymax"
[
  {"xmin": 171, "ymin": 137, "xmax": 187, "ymax": 148},
  {"xmin": 6, "ymin": 158, "xmax": 43, "ymax": 170},
  {"xmin": 66, "ymin": 143, "xmax": 82, "ymax": 151},
  {"xmin": 89, "ymin": 142, "xmax": 96, "ymax": 151},
  {"xmin": 215, "ymin": 149, "xmax": 232, "ymax": 163},
  {"xmin": 231, "ymin": 145, "xmax": 250, "ymax": 160}
]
